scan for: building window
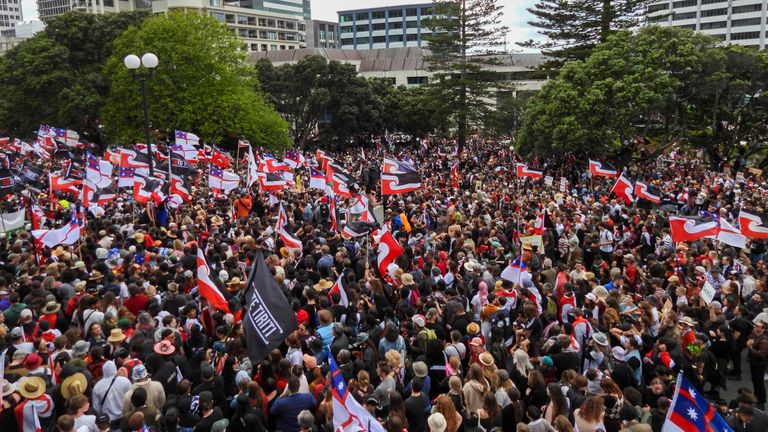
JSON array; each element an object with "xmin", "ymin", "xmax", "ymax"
[
  {"xmin": 258, "ymin": 18, "xmax": 266, "ymax": 26},
  {"xmin": 647, "ymin": 15, "xmax": 667, "ymax": 23},
  {"xmin": 238, "ymin": 28, "xmax": 247, "ymax": 37},
  {"xmin": 672, "ymin": 11, "xmax": 696, "ymax": 20},
  {"xmin": 407, "ymin": 33, "xmax": 418, "ymax": 41},
  {"xmin": 700, "ymin": 8, "xmax": 727, "ymax": 17},
  {"xmin": 237, "ymin": 15, "xmax": 247, "ymax": 25},
  {"xmin": 270, "ymin": 44, "xmax": 277, "ymax": 50},
  {"xmin": 701, "ymin": 0, "xmax": 724, "ymax": 4},
  {"xmin": 267, "ymin": 31, "xmax": 277, "ymax": 39},
  {"xmin": 277, "ymin": 20, "xmax": 285, "ymax": 29},
  {"xmin": 406, "ymin": 8, "xmax": 417, "ymax": 16},
  {"xmin": 341, "ymin": 38, "xmax": 353, "ymax": 46},
  {"xmin": 250, "ymin": 43, "xmax": 258, "ymax": 51},
  {"xmin": 422, "ymin": 7, "xmax": 433, "ymax": 15},
  {"xmin": 407, "ymin": 76, "xmax": 428, "ymax": 85},
  {"xmin": 286, "ymin": 21, "xmax": 295, "ymax": 30},
  {"xmin": 211, "ymin": 12, "xmax": 225, "ymax": 22},
  {"xmin": 406, "ymin": 20, "xmax": 418, "ymax": 28},
  {"xmin": 732, "ymin": 17, "xmax": 762, "ymax": 27},
  {"xmin": 672, "ymin": 0, "xmax": 696, "ymax": 8},
  {"xmin": 388, "ymin": 9, "xmax": 402, "ymax": 18},
  {"xmin": 355, "ymin": 24, "xmax": 369, "ymax": 32},
  {"xmin": 341, "ymin": 25, "xmax": 352, "ymax": 33},
  {"xmin": 356, "ymin": 36, "xmax": 369, "ymax": 45},
  {"xmin": 355, "ymin": 12, "xmax": 368, "ymax": 20},
  {"xmin": 699, "ymin": 20, "xmax": 726, "ymax": 29},
  {"xmin": 389, "ymin": 21, "xmax": 403, "ymax": 29},
  {"xmin": 731, "ymin": 31, "xmax": 761, "ymax": 40},
  {"xmin": 372, "ymin": 23, "xmax": 385, "ymax": 30},
  {"xmin": 267, "ymin": 19, "xmax": 275, "ymax": 27},
  {"xmin": 372, "ymin": 36, "xmax": 385, "ymax": 43},
  {"xmin": 372, "ymin": 11, "xmax": 385, "ymax": 19},
  {"xmin": 298, "ymin": 23, "xmax": 305, "ymax": 31},
  {"xmin": 732, "ymin": 4, "xmax": 762, "ymax": 14},
  {"xmin": 339, "ymin": 14, "xmax": 352, "ymax": 23},
  {"xmin": 677, "ymin": 24, "xmax": 696, "ymax": 30},
  {"xmin": 390, "ymin": 34, "xmax": 403, "ymax": 42},
  {"xmin": 647, "ymin": 3, "xmax": 667, "ymax": 12}
]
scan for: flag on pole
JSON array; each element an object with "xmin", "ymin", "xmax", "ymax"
[
  {"xmin": 610, "ymin": 173, "xmax": 635, "ymax": 204},
  {"xmin": 661, "ymin": 373, "xmax": 733, "ymax": 432},
  {"xmin": 329, "ymin": 353, "xmax": 386, "ymax": 432},
  {"xmin": 276, "ymin": 204, "xmax": 303, "ymax": 252},
  {"xmin": 635, "ymin": 181, "xmax": 662, "ymax": 204},
  {"xmin": 589, "ymin": 159, "xmax": 619, "ymax": 178},
  {"xmin": 516, "ymin": 163, "xmax": 544, "ymax": 179},
  {"xmin": 374, "ymin": 227, "xmax": 403, "ymax": 282},
  {"xmin": 669, "ymin": 216, "xmax": 719, "ymax": 243},
  {"xmin": 175, "ymin": 130, "xmax": 200, "ymax": 146},
  {"xmin": 0, "ymin": 209, "xmax": 26, "ymax": 234},
  {"xmin": 501, "ymin": 257, "xmax": 531, "ymax": 286},
  {"xmin": 381, "ymin": 172, "xmax": 421, "ymax": 195},
  {"xmin": 196, "ymin": 247, "xmax": 231, "ymax": 313},
  {"xmin": 716, "ymin": 218, "xmax": 747, "ymax": 249},
  {"xmin": 309, "ymin": 167, "xmax": 326, "ymax": 190},
  {"xmin": 246, "ymin": 146, "xmax": 259, "ymax": 188},
  {"xmin": 738, "ymin": 210, "xmax": 768, "ymax": 239},
  {"xmin": 243, "ymin": 252, "xmax": 297, "ymax": 363},
  {"xmin": 208, "ymin": 165, "xmax": 240, "ymax": 193},
  {"xmin": 32, "ymin": 211, "xmax": 80, "ymax": 247},
  {"xmin": 329, "ymin": 273, "xmax": 349, "ymax": 307}
]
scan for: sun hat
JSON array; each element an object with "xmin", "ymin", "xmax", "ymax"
[
  {"xmin": 313, "ymin": 279, "xmax": 333, "ymax": 291},
  {"xmin": 61, "ymin": 372, "xmax": 88, "ymax": 399},
  {"xmin": 23, "ymin": 353, "xmax": 43, "ymax": 370},
  {"xmin": 679, "ymin": 316, "xmax": 696, "ymax": 327},
  {"xmin": 585, "ymin": 293, "xmax": 597, "ymax": 302},
  {"xmin": 154, "ymin": 340, "xmax": 176, "ymax": 356},
  {"xmin": 592, "ymin": 332, "xmax": 610, "ymax": 346},
  {"xmin": 612, "ymin": 346, "xmax": 626, "ymax": 361},
  {"xmin": 479, "ymin": 352, "xmax": 495, "ymax": 367},
  {"xmin": 467, "ymin": 322, "xmax": 480, "ymax": 335},
  {"xmin": 42, "ymin": 301, "xmax": 61, "ymax": 315},
  {"xmin": 17, "ymin": 376, "xmax": 46, "ymax": 399},
  {"xmin": 412, "ymin": 361, "xmax": 428, "ymax": 378},
  {"xmin": 74, "ymin": 281, "xmax": 87, "ymax": 292},
  {"xmin": 107, "ymin": 328, "xmax": 126, "ymax": 343},
  {"xmin": 1, "ymin": 379, "xmax": 15, "ymax": 397},
  {"xmin": 71, "ymin": 340, "xmax": 90, "ymax": 357},
  {"xmin": 401, "ymin": 273, "xmax": 415, "ymax": 285},
  {"xmin": 427, "ymin": 413, "xmax": 447, "ymax": 432}
]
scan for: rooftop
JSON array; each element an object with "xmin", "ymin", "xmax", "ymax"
[{"xmin": 338, "ymin": 3, "xmax": 434, "ymax": 14}]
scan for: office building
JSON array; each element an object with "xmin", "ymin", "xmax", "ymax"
[
  {"xmin": 306, "ymin": 19, "xmax": 339, "ymax": 48},
  {"xmin": 1, "ymin": 18, "xmax": 45, "ymax": 55},
  {"xmin": 0, "ymin": 0, "xmax": 22, "ymax": 33},
  {"xmin": 235, "ymin": 0, "xmax": 310, "ymax": 20},
  {"xmin": 338, "ymin": 3, "xmax": 436, "ymax": 50},
  {"xmin": 646, "ymin": 0, "xmax": 766, "ymax": 49},
  {"xmin": 36, "ymin": 0, "xmax": 152, "ymax": 22}
]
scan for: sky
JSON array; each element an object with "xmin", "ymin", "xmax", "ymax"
[{"xmin": 20, "ymin": 0, "xmax": 542, "ymax": 49}]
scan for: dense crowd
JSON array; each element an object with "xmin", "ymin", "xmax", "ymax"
[{"xmin": 1, "ymin": 137, "xmax": 768, "ymax": 432}]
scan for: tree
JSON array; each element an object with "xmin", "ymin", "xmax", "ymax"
[
  {"xmin": 519, "ymin": 0, "xmax": 646, "ymax": 68},
  {"xmin": 424, "ymin": 0, "xmax": 509, "ymax": 152},
  {"xmin": 103, "ymin": 11, "xmax": 289, "ymax": 149},
  {"xmin": 0, "ymin": 11, "xmax": 150, "ymax": 144},
  {"xmin": 516, "ymin": 26, "xmax": 768, "ymax": 170}
]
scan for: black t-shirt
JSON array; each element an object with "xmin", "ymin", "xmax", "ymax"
[
  {"xmin": 194, "ymin": 407, "xmax": 224, "ymax": 432},
  {"xmin": 404, "ymin": 394, "xmax": 427, "ymax": 432}
]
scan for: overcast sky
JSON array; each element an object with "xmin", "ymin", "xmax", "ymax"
[{"xmin": 21, "ymin": 0, "xmax": 541, "ymax": 50}]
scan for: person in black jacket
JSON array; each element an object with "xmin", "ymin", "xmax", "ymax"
[{"xmin": 192, "ymin": 364, "xmax": 228, "ymax": 413}]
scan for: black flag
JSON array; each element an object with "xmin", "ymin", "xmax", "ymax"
[{"xmin": 243, "ymin": 252, "xmax": 297, "ymax": 363}]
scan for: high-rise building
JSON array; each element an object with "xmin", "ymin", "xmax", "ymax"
[
  {"xmin": 306, "ymin": 19, "xmax": 339, "ymax": 48},
  {"xmin": 235, "ymin": 0, "xmax": 310, "ymax": 20},
  {"xmin": 0, "ymin": 0, "xmax": 23, "ymax": 33},
  {"xmin": 338, "ymin": 3, "xmax": 436, "ymax": 50},
  {"xmin": 646, "ymin": 0, "xmax": 766, "ymax": 49},
  {"xmin": 36, "ymin": 0, "xmax": 153, "ymax": 22}
]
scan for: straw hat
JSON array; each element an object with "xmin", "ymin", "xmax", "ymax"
[
  {"xmin": 74, "ymin": 281, "xmax": 87, "ymax": 292},
  {"xmin": 680, "ymin": 316, "xmax": 696, "ymax": 327},
  {"xmin": 89, "ymin": 271, "xmax": 104, "ymax": 281},
  {"xmin": 61, "ymin": 372, "xmax": 87, "ymax": 399},
  {"xmin": 467, "ymin": 322, "xmax": 480, "ymax": 335},
  {"xmin": 210, "ymin": 215, "xmax": 224, "ymax": 226},
  {"xmin": 134, "ymin": 232, "xmax": 145, "ymax": 243},
  {"xmin": 479, "ymin": 352, "xmax": 495, "ymax": 367},
  {"xmin": 17, "ymin": 376, "xmax": 46, "ymax": 399},
  {"xmin": 279, "ymin": 247, "xmax": 292, "ymax": 258},
  {"xmin": 522, "ymin": 241, "xmax": 533, "ymax": 251},
  {"xmin": 227, "ymin": 277, "xmax": 245, "ymax": 287},
  {"xmin": 107, "ymin": 328, "xmax": 126, "ymax": 343},
  {"xmin": 313, "ymin": 279, "xmax": 333, "ymax": 291},
  {"xmin": 401, "ymin": 273, "xmax": 415, "ymax": 285},
  {"xmin": 42, "ymin": 301, "xmax": 61, "ymax": 314}
]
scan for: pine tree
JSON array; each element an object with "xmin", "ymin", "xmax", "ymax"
[
  {"xmin": 424, "ymin": 0, "xmax": 509, "ymax": 152},
  {"xmin": 519, "ymin": 0, "xmax": 647, "ymax": 68}
]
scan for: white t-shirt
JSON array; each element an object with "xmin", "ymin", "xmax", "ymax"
[{"xmin": 599, "ymin": 229, "xmax": 614, "ymax": 253}]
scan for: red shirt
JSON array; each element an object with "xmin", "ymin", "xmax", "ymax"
[{"xmin": 124, "ymin": 294, "xmax": 148, "ymax": 316}]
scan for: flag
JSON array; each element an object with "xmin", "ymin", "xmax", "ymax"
[
  {"xmin": 133, "ymin": 174, "xmax": 157, "ymax": 204},
  {"xmin": 342, "ymin": 221, "xmax": 376, "ymax": 240},
  {"xmin": 309, "ymin": 167, "xmax": 326, "ymax": 190},
  {"xmin": 246, "ymin": 146, "xmax": 259, "ymax": 188},
  {"xmin": 669, "ymin": 216, "xmax": 719, "ymax": 243},
  {"xmin": 589, "ymin": 159, "xmax": 619, "ymax": 178},
  {"xmin": 49, "ymin": 173, "xmax": 81, "ymax": 194},
  {"xmin": 351, "ymin": 193, "xmax": 377, "ymax": 224},
  {"xmin": 516, "ymin": 163, "xmax": 544, "ymax": 179},
  {"xmin": 210, "ymin": 146, "xmax": 231, "ymax": 169},
  {"xmin": 329, "ymin": 195, "xmax": 339, "ymax": 232},
  {"xmin": 375, "ymin": 227, "xmax": 403, "ymax": 281},
  {"xmin": 171, "ymin": 142, "xmax": 200, "ymax": 163},
  {"xmin": 531, "ymin": 211, "xmax": 545, "ymax": 235},
  {"xmin": 283, "ymin": 150, "xmax": 304, "ymax": 169},
  {"xmin": 610, "ymin": 173, "xmax": 634, "ymax": 204},
  {"xmin": 256, "ymin": 171, "xmax": 288, "ymax": 192},
  {"xmin": 258, "ymin": 154, "xmax": 290, "ymax": 173},
  {"xmin": 243, "ymin": 252, "xmax": 297, "ymax": 363},
  {"xmin": 170, "ymin": 175, "xmax": 192, "ymax": 202},
  {"xmin": 276, "ymin": 204, "xmax": 303, "ymax": 252},
  {"xmin": 382, "ymin": 157, "xmax": 416, "ymax": 174},
  {"xmin": 119, "ymin": 148, "xmax": 150, "ymax": 169},
  {"xmin": 661, "ymin": 373, "xmax": 733, "ymax": 432},
  {"xmin": 86, "ymin": 152, "xmax": 114, "ymax": 189},
  {"xmin": 738, "ymin": 210, "xmax": 768, "ymax": 239},
  {"xmin": 635, "ymin": 181, "xmax": 662, "ymax": 204},
  {"xmin": 330, "ymin": 172, "xmax": 353, "ymax": 197},
  {"xmin": 329, "ymin": 354, "xmax": 386, "ymax": 432},
  {"xmin": 501, "ymin": 257, "xmax": 531, "ymax": 285},
  {"xmin": 175, "ymin": 130, "xmax": 200, "ymax": 146},
  {"xmin": 19, "ymin": 162, "xmax": 44, "ymax": 184},
  {"xmin": 52, "ymin": 127, "xmax": 79, "ymax": 147},
  {"xmin": 381, "ymin": 171, "xmax": 421, "ymax": 195},
  {"xmin": 329, "ymin": 274, "xmax": 349, "ymax": 307},
  {"xmin": 208, "ymin": 165, "xmax": 239, "ymax": 193},
  {"xmin": 196, "ymin": 247, "xmax": 231, "ymax": 313},
  {"xmin": 716, "ymin": 218, "xmax": 747, "ymax": 249},
  {"xmin": 32, "ymin": 212, "xmax": 80, "ymax": 247},
  {"xmin": 90, "ymin": 185, "xmax": 117, "ymax": 206},
  {"xmin": 0, "ymin": 209, "xmax": 25, "ymax": 234},
  {"xmin": 0, "ymin": 169, "xmax": 16, "ymax": 196},
  {"xmin": 169, "ymin": 151, "xmax": 192, "ymax": 175},
  {"xmin": 118, "ymin": 167, "xmax": 136, "ymax": 188}
]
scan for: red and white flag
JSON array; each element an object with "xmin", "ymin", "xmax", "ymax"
[
  {"xmin": 738, "ymin": 210, "xmax": 768, "ymax": 239},
  {"xmin": 634, "ymin": 181, "xmax": 661, "ymax": 204},
  {"xmin": 276, "ymin": 204, "xmax": 303, "ymax": 252},
  {"xmin": 329, "ymin": 273, "xmax": 349, "ymax": 307},
  {"xmin": 589, "ymin": 159, "xmax": 618, "ymax": 178},
  {"xmin": 516, "ymin": 163, "xmax": 543, "ymax": 179},
  {"xmin": 610, "ymin": 173, "xmax": 634, "ymax": 204},
  {"xmin": 669, "ymin": 216, "xmax": 719, "ymax": 243},
  {"xmin": 196, "ymin": 247, "xmax": 231, "ymax": 313},
  {"xmin": 374, "ymin": 227, "xmax": 404, "ymax": 282}
]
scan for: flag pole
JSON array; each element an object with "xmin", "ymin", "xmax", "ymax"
[{"xmin": 235, "ymin": 140, "xmax": 241, "ymax": 170}]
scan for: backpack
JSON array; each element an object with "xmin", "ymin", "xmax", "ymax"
[{"xmin": 418, "ymin": 327, "xmax": 437, "ymax": 340}]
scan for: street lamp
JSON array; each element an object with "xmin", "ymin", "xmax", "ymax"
[{"xmin": 124, "ymin": 53, "xmax": 159, "ymax": 175}]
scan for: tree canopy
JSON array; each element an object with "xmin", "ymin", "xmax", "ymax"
[
  {"xmin": 517, "ymin": 26, "xmax": 768, "ymax": 170},
  {"xmin": 102, "ymin": 11, "xmax": 289, "ymax": 149}
]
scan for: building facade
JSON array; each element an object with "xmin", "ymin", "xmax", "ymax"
[
  {"xmin": 646, "ymin": 0, "xmax": 766, "ymax": 49},
  {"xmin": 235, "ymin": 0, "xmax": 309, "ymax": 20},
  {"xmin": 0, "ymin": 18, "xmax": 45, "ymax": 55},
  {"xmin": 37, "ymin": 0, "xmax": 153, "ymax": 22},
  {"xmin": 338, "ymin": 3, "xmax": 435, "ymax": 50},
  {"xmin": 306, "ymin": 19, "xmax": 339, "ymax": 48},
  {"xmin": 0, "ymin": 0, "xmax": 22, "ymax": 33}
]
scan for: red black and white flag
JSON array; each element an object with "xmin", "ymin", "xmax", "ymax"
[
  {"xmin": 256, "ymin": 171, "xmax": 288, "ymax": 192},
  {"xmin": 374, "ymin": 227, "xmax": 404, "ymax": 282},
  {"xmin": 329, "ymin": 194, "xmax": 339, "ymax": 233},
  {"xmin": 634, "ymin": 181, "xmax": 662, "ymax": 204},
  {"xmin": 341, "ymin": 221, "xmax": 376, "ymax": 240},
  {"xmin": 329, "ymin": 273, "xmax": 349, "ymax": 307},
  {"xmin": 382, "ymin": 157, "xmax": 416, "ymax": 174},
  {"xmin": 589, "ymin": 159, "xmax": 618, "ymax": 178},
  {"xmin": 170, "ymin": 174, "xmax": 192, "ymax": 202},
  {"xmin": 668, "ymin": 216, "xmax": 719, "ymax": 243},
  {"xmin": 196, "ymin": 247, "xmax": 231, "ymax": 313},
  {"xmin": 610, "ymin": 173, "xmax": 634, "ymax": 204},
  {"xmin": 381, "ymin": 171, "xmax": 421, "ymax": 195},
  {"xmin": 738, "ymin": 210, "xmax": 768, "ymax": 239},
  {"xmin": 276, "ymin": 204, "xmax": 303, "ymax": 252},
  {"xmin": 516, "ymin": 163, "xmax": 543, "ymax": 180}
]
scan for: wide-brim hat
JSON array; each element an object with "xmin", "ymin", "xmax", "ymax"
[
  {"xmin": 17, "ymin": 376, "xmax": 46, "ymax": 399},
  {"xmin": 210, "ymin": 215, "xmax": 224, "ymax": 226},
  {"xmin": 522, "ymin": 242, "xmax": 533, "ymax": 251},
  {"xmin": 412, "ymin": 361, "xmax": 428, "ymax": 378},
  {"xmin": 43, "ymin": 301, "xmax": 61, "ymax": 314},
  {"xmin": 479, "ymin": 352, "xmax": 495, "ymax": 367},
  {"xmin": 313, "ymin": 279, "xmax": 333, "ymax": 291},
  {"xmin": 591, "ymin": 286, "xmax": 609, "ymax": 300},
  {"xmin": 61, "ymin": 372, "xmax": 88, "ymax": 399},
  {"xmin": 107, "ymin": 328, "xmax": 126, "ymax": 343},
  {"xmin": 401, "ymin": 273, "xmax": 415, "ymax": 285},
  {"xmin": 592, "ymin": 332, "xmax": 610, "ymax": 347},
  {"xmin": 467, "ymin": 322, "xmax": 480, "ymax": 335},
  {"xmin": 89, "ymin": 271, "xmax": 104, "ymax": 281},
  {"xmin": 463, "ymin": 259, "xmax": 479, "ymax": 272},
  {"xmin": 154, "ymin": 340, "xmax": 176, "ymax": 356},
  {"xmin": 680, "ymin": 316, "xmax": 696, "ymax": 327},
  {"xmin": 1, "ymin": 379, "xmax": 15, "ymax": 397},
  {"xmin": 227, "ymin": 277, "xmax": 244, "ymax": 287},
  {"xmin": 71, "ymin": 340, "xmax": 90, "ymax": 357},
  {"xmin": 279, "ymin": 247, "xmax": 292, "ymax": 258}
]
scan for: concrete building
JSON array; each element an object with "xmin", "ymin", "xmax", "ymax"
[
  {"xmin": 306, "ymin": 19, "xmax": 339, "ymax": 48},
  {"xmin": 338, "ymin": 3, "xmax": 436, "ymax": 50},
  {"xmin": 646, "ymin": 0, "xmax": 766, "ymax": 49},
  {"xmin": 0, "ymin": 17, "xmax": 45, "ymax": 55},
  {"xmin": 0, "ymin": 0, "xmax": 23, "ymax": 33},
  {"xmin": 248, "ymin": 47, "xmax": 548, "ymax": 93},
  {"xmin": 37, "ymin": 0, "xmax": 153, "ymax": 22},
  {"xmin": 235, "ymin": 0, "xmax": 310, "ymax": 20}
]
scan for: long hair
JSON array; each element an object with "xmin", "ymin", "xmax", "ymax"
[
  {"xmin": 547, "ymin": 383, "xmax": 569, "ymax": 419},
  {"xmin": 434, "ymin": 395, "xmax": 460, "ymax": 432},
  {"xmin": 578, "ymin": 396, "xmax": 605, "ymax": 423},
  {"xmin": 482, "ymin": 392, "xmax": 500, "ymax": 422}
]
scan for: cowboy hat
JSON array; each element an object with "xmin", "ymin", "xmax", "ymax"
[
  {"xmin": 313, "ymin": 279, "xmax": 333, "ymax": 291},
  {"xmin": 279, "ymin": 247, "xmax": 292, "ymax": 258},
  {"xmin": 210, "ymin": 215, "xmax": 224, "ymax": 226},
  {"xmin": 679, "ymin": 316, "xmax": 696, "ymax": 327},
  {"xmin": 401, "ymin": 273, "xmax": 415, "ymax": 285},
  {"xmin": 592, "ymin": 332, "xmax": 610, "ymax": 347},
  {"xmin": 42, "ymin": 301, "xmax": 61, "ymax": 315},
  {"xmin": 522, "ymin": 241, "xmax": 533, "ymax": 251},
  {"xmin": 227, "ymin": 277, "xmax": 245, "ymax": 287},
  {"xmin": 17, "ymin": 376, "xmax": 46, "ymax": 399},
  {"xmin": 463, "ymin": 259, "xmax": 479, "ymax": 273},
  {"xmin": 89, "ymin": 271, "xmax": 104, "ymax": 281},
  {"xmin": 61, "ymin": 372, "xmax": 88, "ymax": 399},
  {"xmin": 107, "ymin": 328, "xmax": 126, "ymax": 343},
  {"xmin": 591, "ymin": 286, "xmax": 609, "ymax": 300},
  {"xmin": 412, "ymin": 361, "xmax": 428, "ymax": 378},
  {"xmin": 0, "ymin": 379, "xmax": 15, "ymax": 397},
  {"xmin": 154, "ymin": 340, "xmax": 176, "ymax": 356},
  {"xmin": 467, "ymin": 322, "xmax": 480, "ymax": 335},
  {"xmin": 71, "ymin": 340, "xmax": 90, "ymax": 357}
]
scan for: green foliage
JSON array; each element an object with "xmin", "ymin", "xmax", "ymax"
[
  {"xmin": 103, "ymin": 11, "xmax": 289, "ymax": 149},
  {"xmin": 519, "ymin": 0, "xmax": 647, "ymax": 68},
  {"xmin": 0, "ymin": 11, "xmax": 150, "ymax": 144},
  {"xmin": 516, "ymin": 26, "xmax": 768, "ymax": 170},
  {"xmin": 424, "ymin": 0, "xmax": 510, "ymax": 150}
]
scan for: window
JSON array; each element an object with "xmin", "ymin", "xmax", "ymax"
[
  {"xmin": 421, "ymin": 7, "xmax": 433, "ymax": 15},
  {"xmin": 406, "ymin": 8, "xmax": 417, "ymax": 16},
  {"xmin": 648, "ymin": 15, "xmax": 668, "ymax": 23},
  {"xmin": 225, "ymin": 14, "xmax": 235, "ymax": 24},
  {"xmin": 701, "ymin": 0, "xmax": 724, "ymax": 4},
  {"xmin": 731, "ymin": 31, "xmax": 761, "ymax": 40},
  {"xmin": 341, "ymin": 38, "xmax": 354, "ymax": 46},
  {"xmin": 672, "ymin": 11, "xmax": 696, "ymax": 20},
  {"xmin": 389, "ymin": 34, "xmax": 403, "ymax": 42},
  {"xmin": 280, "ymin": 45, "xmax": 286, "ymax": 50},
  {"xmin": 647, "ymin": 3, "xmax": 667, "ymax": 13},
  {"xmin": 259, "ymin": 30, "xmax": 267, "ymax": 38},
  {"xmin": 211, "ymin": 12, "xmax": 225, "ymax": 22},
  {"xmin": 732, "ymin": 4, "xmax": 762, "ymax": 14},
  {"xmin": 250, "ymin": 43, "xmax": 258, "ymax": 51},
  {"xmin": 407, "ymin": 76, "xmax": 428, "ymax": 85},
  {"xmin": 267, "ymin": 19, "xmax": 275, "ymax": 27},
  {"xmin": 355, "ymin": 12, "xmax": 368, "ymax": 20},
  {"xmin": 258, "ymin": 18, "xmax": 266, "ymax": 26},
  {"xmin": 700, "ymin": 8, "xmax": 727, "ymax": 17},
  {"xmin": 406, "ymin": 20, "xmax": 419, "ymax": 28},
  {"xmin": 270, "ymin": 44, "xmax": 277, "ymax": 50},
  {"xmin": 372, "ymin": 36, "xmax": 385, "ymax": 43},
  {"xmin": 672, "ymin": 0, "xmax": 696, "ymax": 7},
  {"xmin": 238, "ymin": 28, "xmax": 247, "ymax": 37},
  {"xmin": 267, "ymin": 31, "xmax": 277, "ymax": 39},
  {"xmin": 372, "ymin": 23, "xmax": 386, "ymax": 30},
  {"xmin": 103, "ymin": 0, "xmax": 113, "ymax": 6},
  {"xmin": 389, "ymin": 21, "xmax": 403, "ymax": 29},
  {"xmin": 677, "ymin": 24, "xmax": 696, "ymax": 29},
  {"xmin": 286, "ymin": 21, "xmax": 295, "ymax": 30},
  {"xmin": 371, "ymin": 11, "xmax": 385, "ymax": 19},
  {"xmin": 356, "ymin": 36, "xmax": 369, "ymax": 45},
  {"xmin": 355, "ymin": 24, "xmax": 369, "ymax": 32},
  {"xmin": 341, "ymin": 25, "xmax": 353, "ymax": 33},
  {"xmin": 406, "ymin": 33, "xmax": 418, "ymax": 41},
  {"xmin": 732, "ymin": 17, "xmax": 762, "ymax": 27},
  {"xmin": 277, "ymin": 20, "xmax": 285, "ymax": 29},
  {"xmin": 340, "ymin": 14, "xmax": 353, "ymax": 23},
  {"xmin": 699, "ymin": 20, "xmax": 726, "ymax": 29},
  {"xmin": 298, "ymin": 23, "xmax": 305, "ymax": 31},
  {"xmin": 710, "ymin": 33, "xmax": 726, "ymax": 40},
  {"xmin": 237, "ymin": 15, "xmax": 247, "ymax": 25},
  {"xmin": 388, "ymin": 9, "xmax": 402, "ymax": 18}
]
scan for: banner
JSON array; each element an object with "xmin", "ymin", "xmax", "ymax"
[
  {"xmin": 700, "ymin": 281, "xmax": 716, "ymax": 305},
  {"xmin": 519, "ymin": 234, "xmax": 544, "ymax": 251},
  {"xmin": 0, "ymin": 210, "xmax": 25, "ymax": 234},
  {"xmin": 243, "ymin": 252, "xmax": 297, "ymax": 363}
]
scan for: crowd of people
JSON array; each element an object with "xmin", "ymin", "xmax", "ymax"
[{"xmin": 1, "ymin": 136, "xmax": 768, "ymax": 432}]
